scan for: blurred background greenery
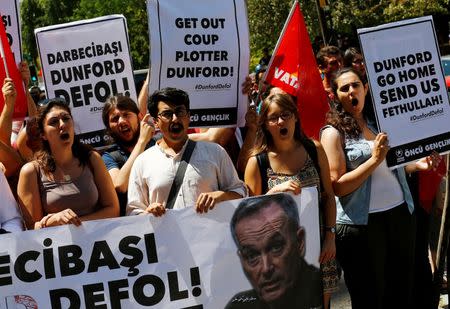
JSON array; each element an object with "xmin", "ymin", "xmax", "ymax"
[{"xmin": 20, "ymin": 0, "xmax": 449, "ymax": 73}]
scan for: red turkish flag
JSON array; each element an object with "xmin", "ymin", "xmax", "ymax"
[
  {"xmin": 0, "ymin": 15, "xmax": 27, "ymax": 119},
  {"xmin": 264, "ymin": 1, "xmax": 329, "ymax": 139}
]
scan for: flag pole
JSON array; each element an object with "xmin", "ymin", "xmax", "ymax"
[
  {"xmin": 0, "ymin": 36, "xmax": 10, "ymax": 78},
  {"xmin": 261, "ymin": 0, "xmax": 298, "ymax": 84},
  {"xmin": 314, "ymin": 0, "xmax": 328, "ymax": 45}
]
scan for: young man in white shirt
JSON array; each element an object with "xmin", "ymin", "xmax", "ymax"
[{"xmin": 127, "ymin": 87, "xmax": 246, "ymax": 216}]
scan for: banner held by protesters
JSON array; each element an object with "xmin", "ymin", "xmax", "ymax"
[
  {"xmin": 0, "ymin": 189, "xmax": 320, "ymax": 308},
  {"xmin": 359, "ymin": 16, "xmax": 450, "ymax": 168},
  {"xmin": 263, "ymin": 0, "xmax": 329, "ymax": 140},
  {"xmin": 147, "ymin": 0, "xmax": 250, "ymax": 127},
  {"xmin": 35, "ymin": 15, "xmax": 136, "ymax": 148}
]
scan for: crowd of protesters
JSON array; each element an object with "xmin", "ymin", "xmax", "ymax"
[{"xmin": 0, "ymin": 37, "xmax": 447, "ymax": 309}]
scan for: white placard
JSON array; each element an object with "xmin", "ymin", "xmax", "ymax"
[
  {"xmin": 0, "ymin": 190, "xmax": 320, "ymax": 308},
  {"xmin": 1, "ymin": 0, "xmax": 22, "ymax": 65},
  {"xmin": 147, "ymin": 0, "xmax": 250, "ymax": 127},
  {"xmin": 359, "ymin": 16, "xmax": 450, "ymax": 168},
  {"xmin": 35, "ymin": 15, "xmax": 137, "ymax": 148}
]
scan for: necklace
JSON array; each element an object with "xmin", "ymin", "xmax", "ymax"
[{"xmin": 57, "ymin": 166, "xmax": 72, "ymax": 182}]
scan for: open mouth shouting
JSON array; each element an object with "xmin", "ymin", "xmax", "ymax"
[
  {"xmin": 169, "ymin": 123, "xmax": 184, "ymax": 135},
  {"xmin": 116, "ymin": 125, "xmax": 134, "ymax": 141},
  {"xmin": 351, "ymin": 98, "xmax": 359, "ymax": 107},
  {"xmin": 119, "ymin": 126, "xmax": 131, "ymax": 134},
  {"xmin": 60, "ymin": 132, "xmax": 70, "ymax": 141},
  {"xmin": 279, "ymin": 127, "xmax": 289, "ymax": 136}
]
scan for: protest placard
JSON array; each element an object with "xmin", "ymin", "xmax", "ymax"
[
  {"xmin": 359, "ymin": 16, "xmax": 450, "ymax": 168},
  {"xmin": 0, "ymin": 189, "xmax": 320, "ymax": 308},
  {"xmin": 0, "ymin": 0, "xmax": 22, "ymax": 65},
  {"xmin": 35, "ymin": 15, "xmax": 136, "ymax": 148},
  {"xmin": 147, "ymin": 0, "xmax": 250, "ymax": 127}
]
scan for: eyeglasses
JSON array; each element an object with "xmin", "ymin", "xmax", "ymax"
[
  {"xmin": 157, "ymin": 108, "xmax": 188, "ymax": 121},
  {"xmin": 266, "ymin": 110, "xmax": 294, "ymax": 125},
  {"xmin": 338, "ymin": 81, "xmax": 362, "ymax": 93}
]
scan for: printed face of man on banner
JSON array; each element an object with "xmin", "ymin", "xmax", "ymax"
[
  {"xmin": 228, "ymin": 194, "xmax": 321, "ymax": 308},
  {"xmin": 234, "ymin": 200, "xmax": 305, "ymax": 302}
]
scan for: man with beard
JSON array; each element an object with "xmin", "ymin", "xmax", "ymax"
[
  {"xmin": 102, "ymin": 95, "xmax": 156, "ymax": 216},
  {"xmin": 227, "ymin": 194, "xmax": 322, "ymax": 309},
  {"xmin": 127, "ymin": 87, "xmax": 246, "ymax": 216}
]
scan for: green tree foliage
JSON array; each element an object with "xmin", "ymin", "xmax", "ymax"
[
  {"xmin": 246, "ymin": 0, "xmax": 291, "ymax": 68},
  {"xmin": 20, "ymin": 0, "xmax": 45, "ymax": 62},
  {"xmin": 246, "ymin": 0, "xmax": 324, "ymax": 69},
  {"xmin": 330, "ymin": 0, "xmax": 449, "ymax": 36},
  {"xmin": 20, "ymin": 0, "xmax": 149, "ymax": 69},
  {"xmin": 20, "ymin": 0, "xmax": 448, "ymax": 71},
  {"xmin": 72, "ymin": 0, "xmax": 149, "ymax": 69},
  {"xmin": 42, "ymin": 0, "xmax": 80, "ymax": 24},
  {"xmin": 383, "ymin": 0, "xmax": 449, "ymax": 22},
  {"xmin": 330, "ymin": 0, "xmax": 384, "ymax": 34}
]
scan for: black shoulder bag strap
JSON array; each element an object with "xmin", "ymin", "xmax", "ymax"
[
  {"xmin": 109, "ymin": 149, "xmax": 127, "ymax": 168},
  {"xmin": 302, "ymin": 138, "xmax": 324, "ymax": 192},
  {"xmin": 165, "ymin": 139, "xmax": 197, "ymax": 209},
  {"xmin": 256, "ymin": 152, "xmax": 270, "ymax": 194},
  {"xmin": 302, "ymin": 138, "xmax": 327, "ymax": 213}
]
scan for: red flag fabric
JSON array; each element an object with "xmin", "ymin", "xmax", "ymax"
[
  {"xmin": 264, "ymin": 1, "xmax": 329, "ymax": 139},
  {"xmin": 418, "ymin": 160, "xmax": 447, "ymax": 213},
  {"xmin": 0, "ymin": 15, "xmax": 27, "ymax": 119}
]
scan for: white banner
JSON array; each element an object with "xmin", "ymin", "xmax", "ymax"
[
  {"xmin": 358, "ymin": 16, "xmax": 450, "ymax": 168},
  {"xmin": 0, "ymin": 190, "xmax": 320, "ymax": 308},
  {"xmin": 147, "ymin": 0, "xmax": 250, "ymax": 128},
  {"xmin": 1, "ymin": 0, "xmax": 22, "ymax": 65},
  {"xmin": 35, "ymin": 15, "xmax": 137, "ymax": 148}
]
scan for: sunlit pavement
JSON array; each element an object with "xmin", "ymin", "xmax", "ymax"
[
  {"xmin": 440, "ymin": 294, "xmax": 448, "ymax": 309},
  {"xmin": 330, "ymin": 276, "xmax": 351, "ymax": 309}
]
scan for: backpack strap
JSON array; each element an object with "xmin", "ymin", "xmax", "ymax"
[
  {"xmin": 302, "ymin": 138, "xmax": 324, "ymax": 195},
  {"xmin": 108, "ymin": 149, "xmax": 127, "ymax": 168},
  {"xmin": 256, "ymin": 152, "xmax": 270, "ymax": 194},
  {"xmin": 165, "ymin": 139, "xmax": 197, "ymax": 209},
  {"xmin": 302, "ymin": 139, "xmax": 320, "ymax": 175}
]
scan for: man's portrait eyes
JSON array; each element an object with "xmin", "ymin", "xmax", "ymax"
[
  {"xmin": 240, "ymin": 238, "xmax": 286, "ymax": 266},
  {"xmin": 269, "ymin": 240, "xmax": 285, "ymax": 255},
  {"xmin": 241, "ymin": 249, "xmax": 260, "ymax": 265}
]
